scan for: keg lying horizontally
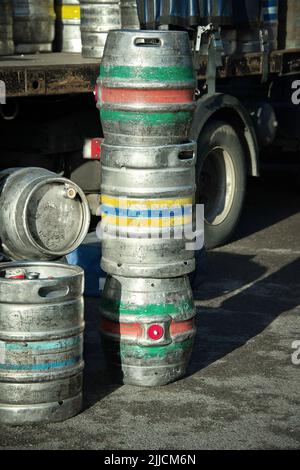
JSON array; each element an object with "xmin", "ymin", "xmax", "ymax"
[
  {"xmin": 100, "ymin": 275, "xmax": 197, "ymax": 386},
  {"xmin": 100, "ymin": 142, "xmax": 196, "ymax": 278},
  {"xmin": 0, "ymin": 168, "xmax": 90, "ymax": 261},
  {"xmin": 0, "ymin": 262, "xmax": 84, "ymax": 424},
  {"xmin": 97, "ymin": 30, "xmax": 197, "ymax": 146}
]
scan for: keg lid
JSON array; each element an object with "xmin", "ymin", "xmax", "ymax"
[{"xmin": 25, "ymin": 179, "xmax": 90, "ymax": 256}]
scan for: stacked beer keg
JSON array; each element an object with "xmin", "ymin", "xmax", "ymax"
[
  {"xmin": 0, "ymin": 168, "xmax": 90, "ymax": 424},
  {"xmin": 97, "ymin": 30, "xmax": 198, "ymax": 386}
]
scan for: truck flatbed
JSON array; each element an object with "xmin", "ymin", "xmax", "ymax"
[
  {"xmin": 198, "ymin": 48, "xmax": 300, "ymax": 80},
  {"xmin": 1, "ymin": 49, "xmax": 300, "ymax": 99},
  {"xmin": 0, "ymin": 52, "xmax": 100, "ymax": 98}
]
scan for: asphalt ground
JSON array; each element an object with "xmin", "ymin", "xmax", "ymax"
[{"xmin": 0, "ymin": 171, "xmax": 299, "ymax": 450}]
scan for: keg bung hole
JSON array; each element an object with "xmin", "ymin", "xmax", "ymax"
[
  {"xmin": 134, "ymin": 37, "xmax": 162, "ymax": 47},
  {"xmin": 38, "ymin": 286, "xmax": 69, "ymax": 299},
  {"xmin": 151, "ymin": 283, "xmax": 155, "ymax": 288}
]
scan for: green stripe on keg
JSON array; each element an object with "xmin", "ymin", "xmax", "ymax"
[
  {"xmin": 100, "ymin": 298, "xmax": 194, "ymax": 317},
  {"xmin": 119, "ymin": 338, "xmax": 193, "ymax": 359},
  {"xmin": 3, "ymin": 336, "xmax": 81, "ymax": 351},
  {"xmin": 100, "ymin": 65, "xmax": 195, "ymax": 82},
  {"xmin": 100, "ymin": 109, "xmax": 191, "ymax": 124}
]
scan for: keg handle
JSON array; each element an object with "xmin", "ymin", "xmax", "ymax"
[
  {"xmin": 134, "ymin": 37, "xmax": 162, "ymax": 47},
  {"xmin": 178, "ymin": 149, "xmax": 196, "ymax": 162},
  {"xmin": 38, "ymin": 285, "xmax": 70, "ymax": 300}
]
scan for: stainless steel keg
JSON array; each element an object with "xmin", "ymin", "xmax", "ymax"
[
  {"xmin": 0, "ymin": 168, "xmax": 90, "ymax": 261},
  {"xmin": 100, "ymin": 275, "xmax": 196, "ymax": 386},
  {"xmin": 0, "ymin": 261, "xmax": 84, "ymax": 424},
  {"xmin": 55, "ymin": 0, "xmax": 82, "ymax": 52},
  {"xmin": 13, "ymin": 0, "xmax": 56, "ymax": 53},
  {"xmin": 97, "ymin": 30, "xmax": 196, "ymax": 146},
  {"xmin": 120, "ymin": 0, "xmax": 139, "ymax": 29},
  {"xmin": 80, "ymin": 0, "xmax": 121, "ymax": 58},
  {"xmin": 100, "ymin": 142, "xmax": 196, "ymax": 278},
  {"xmin": 0, "ymin": 0, "xmax": 14, "ymax": 56}
]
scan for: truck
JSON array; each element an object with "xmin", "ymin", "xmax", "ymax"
[{"xmin": 0, "ymin": 0, "xmax": 299, "ymax": 249}]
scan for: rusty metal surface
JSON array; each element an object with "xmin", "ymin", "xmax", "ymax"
[
  {"xmin": 0, "ymin": 52, "xmax": 99, "ymax": 97},
  {"xmin": 197, "ymin": 48, "xmax": 300, "ymax": 80}
]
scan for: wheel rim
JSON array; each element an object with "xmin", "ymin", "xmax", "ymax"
[{"xmin": 197, "ymin": 146, "xmax": 236, "ymax": 226}]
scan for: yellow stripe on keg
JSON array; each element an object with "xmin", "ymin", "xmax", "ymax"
[
  {"xmin": 101, "ymin": 214, "xmax": 193, "ymax": 228},
  {"xmin": 56, "ymin": 5, "xmax": 81, "ymax": 20},
  {"xmin": 101, "ymin": 195, "xmax": 193, "ymax": 210}
]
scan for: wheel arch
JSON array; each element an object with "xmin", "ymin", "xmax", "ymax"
[{"xmin": 190, "ymin": 93, "xmax": 260, "ymax": 176}]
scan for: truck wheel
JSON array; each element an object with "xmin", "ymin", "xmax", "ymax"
[{"xmin": 196, "ymin": 120, "xmax": 247, "ymax": 249}]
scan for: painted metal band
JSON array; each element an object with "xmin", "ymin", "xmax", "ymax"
[
  {"xmin": 101, "ymin": 214, "xmax": 193, "ymax": 228},
  {"xmin": 99, "ymin": 65, "xmax": 195, "ymax": 82},
  {"xmin": 101, "ymin": 205, "xmax": 193, "ymax": 218},
  {"xmin": 1, "ymin": 336, "xmax": 81, "ymax": 351},
  {"xmin": 56, "ymin": 5, "xmax": 81, "ymax": 20},
  {"xmin": 0, "ymin": 357, "xmax": 81, "ymax": 371},
  {"xmin": 117, "ymin": 339, "xmax": 194, "ymax": 359},
  {"xmin": 101, "ymin": 195, "xmax": 193, "ymax": 209},
  {"xmin": 100, "ymin": 87, "xmax": 194, "ymax": 105},
  {"xmin": 101, "ymin": 318, "xmax": 195, "ymax": 338},
  {"xmin": 100, "ymin": 109, "xmax": 192, "ymax": 124}
]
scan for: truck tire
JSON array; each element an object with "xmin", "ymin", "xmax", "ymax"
[{"xmin": 196, "ymin": 120, "xmax": 247, "ymax": 249}]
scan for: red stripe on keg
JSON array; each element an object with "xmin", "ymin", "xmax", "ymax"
[
  {"xmin": 170, "ymin": 319, "xmax": 195, "ymax": 336},
  {"xmin": 101, "ymin": 318, "xmax": 143, "ymax": 337},
  {"xmin": 100, "ymin": 318, "xmax": 194, "ymax": 338},
  {"xmin": 100, "ymin": 87, "xmax": 194, "ymax": 105}
]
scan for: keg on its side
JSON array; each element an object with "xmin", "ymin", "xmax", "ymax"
[
  {"xmin": 0, "ymin": 0, "xmax": 14, "ymax": 56},
  {"xmin": 55, "ymin": 0, "xmax": 82, "ymax": 52},
  {"xmin": 120, "ymin": 0, "xmax": 139, "ymax": 29},
  {"xmin": 100, "ymin": 142, "xmax": 196, "ymax": 278},
  {"xmin": 97, "ymin": 30, "xmax": 197, "ymax": 146},
  {"xmin": 0, "ymin": 262, "xmax": 84, "ymax": 424},
  {"xmin": 0, "ymin": 168, "xmax": 90, "ymax": 261},
  {"xmin": 100, "ymin": 275, "xmax": 196, "ymax": 386},
  {"xmin": 13, "ymin": 0, "xmax": 56, "ymax": 53},
  {"xmin": 80, "ymin": 0, "xmax": 121, "ymax": 58}
]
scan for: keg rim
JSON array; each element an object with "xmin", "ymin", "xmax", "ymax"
[
  {"xmin": 23, "ymin": 176, "xmax": 91, "ymax": 257},
  {"xmin": 0, "ymin": 261, "xmax": 84, "ymax": 282}
]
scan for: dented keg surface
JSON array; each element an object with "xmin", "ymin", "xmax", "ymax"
[
  {"xmin": 97, "ymin": 30, "xmax": 197, "ymax": 146},
  {"xmin": 0, "ymin": 1, "xmax": 14, "ymax": 56},
  {"xmin": 13, "ymin": 0, "xmax": 56, "ymax": 53},
  {"xmin": 100, "ymin": 142, "xmax": 196, "ymax": 278},
  {"xmin": 100, "ymin": 275, "xmax": 197, "ymax": 386},
  {"xmin": 0, "ymin": 262, "xmax": 84, "ymax": 424},
  {"xmin": 0, "ymin": 168, "xmax": 90, "ymax": 261},
  {"xmin": 80, "ymin": 0, "xmax": 121, "ymax": 58},
  {"xmin": 55, "ymin": 0, "xmax": 82, "ymax": 52},
  {"xmin": 120, "ymin": 0, "xmax": 139, "ymax": 29}
]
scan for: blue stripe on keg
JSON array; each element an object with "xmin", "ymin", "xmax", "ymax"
[
  {"xmin": 263, "ymin": 13, "xmax": 278, "ymax": 22},
  {"xmin": 0, "ymin": 357, "xmax": 80, "ymax": 371},
  {"xmin": 262, "ymin": 0, "xmax": 278, "ymax": 8},
  {"xmin": 4, "ymin": 336, "xmax": 81, "ymax": 351},
  {"xmin": 102, "ymin": 205, "xmax": 193, "ymax": 218}
]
